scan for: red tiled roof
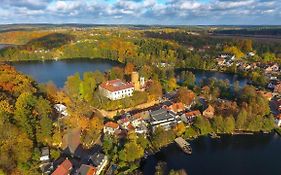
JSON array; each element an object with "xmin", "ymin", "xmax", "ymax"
[
  {"xmin": 105, "ymin": 122, "xmax": 119, "ymax": 129},
  {"xmin": 127, "ymin": 124, "xmax": 135, "ymax": 131},
  {"xmin": 51, "ymin": 159, "xmax": 72, "ymax": 175},
  {"xmin": 185, "ymin": 110, "xmax": 201, "ymax": 117},
  {"xmin": 100, "ymin": 79, "xmax": 134, "ymax": 92}
]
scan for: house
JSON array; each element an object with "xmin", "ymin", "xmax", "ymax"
[
  {"xmin": 274, "ymin": 84, "xmax": 281, "ymax": 94},
  {"xmin": 257, "ymin": 91, "xmax": 273, "ymax": 101},
  {"xmin": 181, "ymin": 110, "xmax": 201, "ymax": 124},
  {"xmin": 165, "ymin": 102, "xmax": 185, "ymax": 113},
  {"xmin": 203, "ymin": 105, "xmax": 215, "ymax": 119},
  {"xmin": 54, "ymin": 104, "xmax": 68, "ymax": 117},
  {"xmin": 275, "ymin": 114, "xmax": 281, "ymax": 127},
  {"xmin": 40, "ymin": 147, "xmax": 50, "ymax": 162},
  {"xmin": 103, "ymin": 122, "xmax": 119, "ymax": 135},
  {"xmin": 99, "ymin": 79, "xmax": 134, "ymax": 100},
  {"xmin": 51, "ymin": 159, "xmax": 73, "ymax": 175},
  {"xmin": 40, "ymin": 162, "xmax": 53, "ymax": 174},
  {"xmin": 265, "ymin": 64, "xmax": 279, "ymax": 74},
  {"xmin": 149, "ymin": 108, "xmax": 178, "ymax": 131},
  {"xmin": 62, "ymin": 128, "xmax": 81, "ymax": 156},
  {"xmin": 117, "ymin": 115, "xmax": 148, "ymax": 134},
  {"xmin": 268, "ymin": 80, "xmax": 281, "ymax": 90},
  {"xmin": 77, "ymin": 164, "xmax": 96, "ymax": 175},
  {"xmin": 247, "ymin": 52, "xmax": 255, "ymax": 57},
  {"xmin": 89, "ymin": 153, "xmax": 108, "ymax": 175}
]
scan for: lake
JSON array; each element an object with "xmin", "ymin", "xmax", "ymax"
[
  {"xmin": 12, "ymin": 59, "xmax": 248, "ymax": 88},
  {"xmin": 176, "ymin": 68, "xmax": 248, "ymax": 87},
  {"xmin": 142, "ymin": 133, "xmax": 281, "ymax": 175},
  {"xmin": 12, "ymin": 59, "xmax": 121, "ymax": 87}
]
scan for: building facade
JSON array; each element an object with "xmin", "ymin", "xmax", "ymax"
[{"xmin": 99, "ymin": 79, "xmax": 134, "ymax": 100}]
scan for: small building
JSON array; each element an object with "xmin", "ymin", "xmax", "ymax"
[
  {"xmin": 181, "ymin": 110, "xmax": 201, "ymax": 124},
  {"xmin": 149, "ymin": 108, "xmax": 178, "ymax": 131},
  {"xmin": 274, "ymin": 84, "xmax": 281, "ymax": 94},
  {"xmin": 51, "ymin": 159, "xmax": 73, "ymax": 175},
  {"xmin": 275, "ymin": 114, "xmax": 281, "ymax": 127},
  {"xmin": 247, "ymin": 52, "xmax": 255, "ymax": 57},
  {"xmin": 203, "ymin": 105, "xmax": 215, "ymax": 119},
  {"xmin": 40, "ymin": 162, "xmax": 53, "ymax": 175},
  {"xmin": 99, "ymin": 79, "xmax": 134, "ymax": 100},
  {"xmin": 77, "ymin": 164, "xmax": 96, "ymax": 175},
  {"xmin": 62, "ymin": 128, "xmax": 81, "ymax": 156},
  {"xmin": 103, "ymin": 122, "xmax": 119, "ymax": 135},
  {"xmin": 40, "ymin": 147, "xmax": 50, "ymax": 162},
  {"xmin": 54, "ymin": 104, "xmax": 68, "ymax": 117},
  {"xmin": 165, "ymin": 102, "xmax": 185, "ymax": 114},
  {"xmin": 89, "ymin": 153, "xmax": 108, "ymax": 175}
]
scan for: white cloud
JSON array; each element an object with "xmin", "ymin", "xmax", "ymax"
[{"xmin": 0, "ymin": 0, "xmax": 281, "ymax": 24}]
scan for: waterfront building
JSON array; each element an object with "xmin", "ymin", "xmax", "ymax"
[
  {"xmin": 149, "ymin": 108, "xmax": 178, "ymax": 131},
  {"xmin": 181, "ymin": 110, "xmax": 201, "ymax": 124},
  {"xmin": 99, "ymin": 79, "xmax": 134, "ymax": 100},
  {"xmin": 203, "ymin": 105, "xmax": 215, "ymax": 119}
]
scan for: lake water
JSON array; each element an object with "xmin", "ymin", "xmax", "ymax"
[
  {"xmin": 12, "ymin": 59, "xmax": 121, "ymax": 87},
  {"xmin": 142, "ymin": 133, "xmax": 281, "ymax": 175},
  {"xmin": 176, "ymin": 68, "xmax": 248, "ymax": 87},
  {"xmin": 12, "ymin": 59, "xmax": 248, "ymax": 88}
]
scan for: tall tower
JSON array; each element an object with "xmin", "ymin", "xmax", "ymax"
[{"xmin": 131, "ymin": 72, "xmax": 140, "ymax": 91}]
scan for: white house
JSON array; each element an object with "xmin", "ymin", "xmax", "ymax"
[
  {"xmin": 275, "ymin": 114, "xmax": 281, "ymax": 127},
  {"xmin": 99, "ymin": 79, "xmax": 134, "ymax": 100},
  {"xmin": 103, "ymin": 122, "xmax": 119, "ymax": 135},
  {"xmin": 54, "ymin": 104, "xmax": 68, "ymax": 117},
  {"xmin": 40, "ymin": 147, "xmax": 50, "ymax": 162}
]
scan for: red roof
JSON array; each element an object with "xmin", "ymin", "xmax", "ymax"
[
  {"xmin": 105, "ymin": 121, "xmax": 119, "ymax": 129},
  {"xmin": 185, "ymin": 110, "xmax": 201, "ymax": 117},
  {"xmin": 100, "ymin": 79, "xmax": 134, "ymax": 92},
  {"xmin": 168, "ymin": 102, "xmax": 185, "ymax": 112},
  {"xmin": 51, "ymin": 159, "xmax": 72, "ymax": 175}
]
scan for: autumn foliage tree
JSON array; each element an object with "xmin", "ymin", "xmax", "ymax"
[{"xmin": 177, "ymin": 87, "xmax": 195, "ymax": 106}]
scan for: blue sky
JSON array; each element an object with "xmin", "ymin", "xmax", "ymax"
[{"xmin": 0, "ymin": 0, "xmax": 280, "ymax": 25}]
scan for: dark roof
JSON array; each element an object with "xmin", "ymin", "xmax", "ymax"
[
  {"xmin": 41, "ymin": 147, "xmax": 49, "ymax": 156},
  {"xmin": 77, "ymin": 164, "xmax": 96, "ymax": 175},
  {"xmin": 89, "ymin": 152, "xmax": 105, "ymax": 167},
  {"xmin": 150, "ymin": 108, "xmax": 176, "ymax": 122}
]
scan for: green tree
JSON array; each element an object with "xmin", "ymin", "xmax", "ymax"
[
  {"xmin": 183, "ymin": 71, "xmax": 196, "ymax": 88},
  {"xmin": 236, "ymin": 108, "xmax": 247, "ymax": 130},
  {"xmin": 35, "ymin": 97, "xmax": 53, "ymax": 144},
  {"xmin": 64, "ymin": 72, "xmax": 82, "ymax": 99},
  {"xmin": 193, "ymin": 115, "xmax": 212, "ymax": 135},
  {"xmin": 224, "ymin": 116, "xmax": 235, "ymax": 133},
  {"xmin": 212, "ymin": 115, "xmax": 224, "ymax": 133},
  {"xmin": 14, "ymin": 92, "xmax": 37, "ymax": 139},
  {"xmin": 119, "ymin": 141, "xmax": 144, "ymax": 162},
  {"xmin": 80, "ymin": 72, "xmax": 97, "ymax": 102}
]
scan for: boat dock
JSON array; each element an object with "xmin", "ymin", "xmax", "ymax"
[{"xmin": 175, "ymin": 137, "xmax": 192, "ymax": 154}]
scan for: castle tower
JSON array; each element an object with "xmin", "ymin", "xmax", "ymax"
[{"xmin": 131, "ymin": 71, "xmax": 140, "ymax": 91}]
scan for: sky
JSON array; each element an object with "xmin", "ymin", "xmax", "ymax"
[{"xmin": 0, "ymin": 0, "xmax": 280, "ymax": 25}]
